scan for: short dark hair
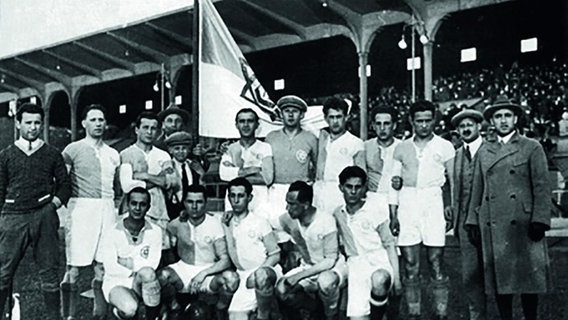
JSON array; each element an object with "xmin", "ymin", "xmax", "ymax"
[
  {"xmin": 135, "ymin": 111, "xmax": 160, "ymax": 128},
  {"xmin": 81, "ymin": 104, "xmax": 107, "ymax": 120},
  {"xmin": 16, "ymin": 103, "xmax": 44, "ymax": 122},
  {"xmin": 370, "ymin": 105, "xmax": 398, "ymax": 124},
  {"xmin": 185, "ymin": 184, "xmax": 208, "ymax": 201},
  {"xmin": 288, "ymin": 181, "xmax": 313, "ymax": 204},
  {"xmin": 227, "ymin": 177, "xmax": 253, "ymax": 195},
  {"xmin": 408, "ymin": 100, "xmax": 436, "ymax": 119},
  {"xmin": 323, "ymin": 97, "xmax": 348, "ymax": 116},
  {"xmin": 126, "ymin": 187, "xmax": 151, "ymax": 205},
  {"xmin": 235, "ymin": 108, "xmax": 259, "ymax": 123},
  {"xmin": 339, "ymin": 166, "xmax": 367, "ymax": 185}
]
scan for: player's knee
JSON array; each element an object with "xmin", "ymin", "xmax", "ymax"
[
  {"xmin": 137, "ymin": 267, "xmax": 157, "ymax": 282},
  {"xmin": 404, "ymin": 260, "xmax": 420, "ymax": 277},
  {"xmin": 64, "ymin": 267, "xmax": 80, "ymax": 284},
  {"xmin": 119, "ymin": 299, "xmax": 139, "ymax": 318},
  {"xmin": 157, "ymin": 267, "xmax": 174, "ymax": 286},
  {"xmin": 93, "ymin": 263, "xmax": 105, "ymax": 282},
  {"xmin": 427, "ymin": 250, "xmax": 442, "ymax": 264},
  {"xmin": 253, "ymin": 267, "xmax": 276, "ymax": 290},
  {"xmin": 221, "ymin": 270, "xmax": 240, "ymax": 293},
  {"xmin": 317, "ymin": 271, "xmax": 339, "ymax": 296},
  {"xmin": 370, "ymin": 269, "xmax": 391, "ymax": 297}
]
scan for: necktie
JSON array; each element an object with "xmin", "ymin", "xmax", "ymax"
[
  {"xmin": 464, "ymin": 145, "xmax": 472, "ymax": 162},
  {"xmin": 181, "ymin": 162, "xmax": 189, "ymax": 200},
  {"xmin": 28, "ymin": 141, "xmax": 32, "ymax": 151}
]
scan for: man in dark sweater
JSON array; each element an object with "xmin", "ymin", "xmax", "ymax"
[{"xmin": 0, "ymin": 103, "xmax": 71, "ymax": 319}]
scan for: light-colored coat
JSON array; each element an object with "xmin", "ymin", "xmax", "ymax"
[{"xmin": 466, "ymin": 133, "xmax": 551, "ymax": 294}]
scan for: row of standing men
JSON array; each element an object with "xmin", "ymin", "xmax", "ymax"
[{"xmin": 0, "ymin": 94, "xmax": 551, "ymax": 320}]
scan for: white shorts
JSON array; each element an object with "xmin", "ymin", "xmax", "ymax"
[
  {"xmin": 65, "ymin": 198, "xmax": 117, "ymax": 266},
  {"xmin": 102, "ymin": 275, "xmax": 135, "ymax": 302},
  {"xmin": 346, "ymin": 253, "xmax": 393, "ymax": 317},
  {"xmin": 228, "ymin": 265, "xmax": 282, "ymax": 313},
  {"xmin": 225, "ymin": 185, "xmax": 268, "ymax": 213},
  {"xmin": 284, "ymin": 255, "xmax": 348, "ymax": 292},
  {"xmin": 397, "ymin": 187, "xmax": 445, "ymax": 247},
  {"xmin": 168, "ymin": 261, "xmax": 215, "ymax": 293},
  {"xmin": 267, "ymin": 184, "xmax": 292, "ymax": 243},
  {"xmin": 312, "ymin": 181, "xmax": 343, "ymax": 215}
]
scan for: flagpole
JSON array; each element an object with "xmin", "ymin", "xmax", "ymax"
[{"xmin": 191, "ymin": 0, "xmax": 200, "ymax": 140}]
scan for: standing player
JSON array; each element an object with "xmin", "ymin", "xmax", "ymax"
[
  {"xmin": 266, "ymin": 95, "xmax": 318, "ymax": 248},
  {"xmin": 219, "ymin": 108, "xmax": 274, "ymax": 211},
  {"xmin": 0, "ymin": 103, "xmax": 71, "ymax": 319},
  {"xmin": 313, "ymin": 97, "xmax": 365, "ymax": 214},
  {"xmin": 389, "ymin": 100, "xmax": 455, "ymax": 320},
  {"xmin": 101, "ymin": 187, "xmax": 162, "ymax": 320},
  {"xmin": 364, "ymin": 105, "xmax": 402, "ymax": 216},
  {"xmin": 158, "ymin": 184, "xmax": 239, "ymax": 318},
  {"xmin": 275, "ymin": 181, "xmax": 346, "ymax": 320},
  {"xmin": 333, "ymin": 166, "xmax": 401, "ymax": 320},
  {"xmin": 466, "ymin": 97, "xmax": 551, "ymax": 320},
  {"xmin": 120, "ymin": 112, "xmax": 172, "ymax": 244},
  {"xmin": 60, "ymin": 104, "xmax": 121, "ymax": 320},
  {"xmin": 450, "ymin": 109, "xmax": 487, "ymax": 320},
  {"xmin": 223, "ymin": 178, "xmax": 281, "ymax": 320}
]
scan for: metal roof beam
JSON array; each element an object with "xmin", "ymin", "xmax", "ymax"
[
  {"xmin": 240, "ymin": 0, "xmax": 307, "ymax": 40},
  {"xmin": 0, "ymin": 67, "xmax": 44, "ymax": 92},
  {"xmin": 73, "ymin": 41, "xmax": 136, "ymax": 72},
  {"xmin": 42, "ymin": 49, "xmax": 103, "ymax": 79},
  {"xmin": 144, "ymin": 22, "xmax": 192, "ymax": 50},
  {"xmin": 106, "ymin": 32, "xmax": 170, "ymax": 63},
  {"xmin": 14, "ymin": 57, "xmax": 71, "ymax": 85},
  {"xmin": 0, "ymin": 82, "xmax": 20, "ymax": 93}
]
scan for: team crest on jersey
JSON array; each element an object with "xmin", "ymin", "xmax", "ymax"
[
  {"xmin": 433, "ymin": 153, "xmax": 442, "ymax": 162},
  {"xmin": 296, "ymin": 150, "xmax": 308, "ymax": 163},
  {"xmin": 316, "ymin": 233, "xmax": 324, "ymax": 240},
  {"xmin": 248, "ymin": 230, "xmax": 257, "ymax": 239},
  {"xmin": 361, "ymin": 220, "xmax": 371, "ymax": 230},
  {"xmin": 140, "ymin": 246, "xmax": 150, "ymax": 259},
  {"xmin": 339, "ymin": 147, "xmax": 349, "ymax": 155},
  {"xmin": 204, "ymin": 236, "xmax": 212, "ymax": 244}
]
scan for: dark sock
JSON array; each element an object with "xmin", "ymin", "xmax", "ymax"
[
  {"xmin": 495, "ymin": 294, "xmax": 513, "ymax": 320},
  {"xmin": 521, "ymin": 294, "xmax": 538, "ymax": 320}
]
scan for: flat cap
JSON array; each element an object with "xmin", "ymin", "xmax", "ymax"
[
  {"xmin": 276, "ymin": 95, "xmax": 307, "ymax": 112},
  {"xmin": 451, "ymin": 109, "xmax": 484, "ymax": 127},
  {"xmin": 165, "ymin": 131, "xmax": 193, "ymax": 147},
  {"xmin": 483, "ymin": 95, "xmax": 523, "ymax": 120}
]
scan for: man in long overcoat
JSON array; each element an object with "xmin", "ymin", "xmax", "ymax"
[{"xmin": 465, "ymin": 96, "xmax": 551, "ymax": 320}]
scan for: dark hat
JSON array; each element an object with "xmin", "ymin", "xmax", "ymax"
[
  {"xmin": 165, "ymin": 131, "xmax": 193, "ymax": 147},
  {"xmin": 276, "ymin": 95, "xmax": 307, "ymax": 112},
  {"xmin": 158, "ymin": 104, "xmax": 190, "ymax": 123},
  {"xmin": 483, "ymin": 95, "xmax": 523, "ymax": 121},
  {"xmin": 451, "ymin": 109, "xmax": 484, "ymax": 127}
]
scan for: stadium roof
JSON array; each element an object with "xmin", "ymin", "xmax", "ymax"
[{"xmin": 0, "ymin": 0, "xmax": 512, "ymax": 103}]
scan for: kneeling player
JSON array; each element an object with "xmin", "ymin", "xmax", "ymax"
[
  {"xmin": 275, "ymin": 181, "xmax": 347, "ymax": 320},
  {"xmin": 101, "ymin": 187, "xmax": 162, "ymax": 319},
  {"xmin": 158, "ymin": 184, "xmax": 239, "ymax": 318},
  {"xmin": 223, "ymin": 178, "xmax": 282, "ymax": 320},
  {"xmin": 333, "ymin": 166, "xmax": 401, "ymax": 320}
]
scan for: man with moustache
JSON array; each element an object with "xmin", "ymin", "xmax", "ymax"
[
  {"xmin": 61, "ymin": 104, "xmax": 121, "ymax": 319},
  {"xmin": 466, "ymin": 96, "xmax": 551, "ymax": 320},
  {"xmin": 101, "ymin": 187, "xmax": 162, "ymax": 320},
  {"xmin": 389, "ymin": 100, "xmax": 455, "ymax": 320},
  {"xmin": 314, "ymin": 97, "xmax": 365, "ymax": 215},
  {"xmin": 0, "ymin": 103, "xmax": 71, "ymax": 320},
  {"xmin": 450, "ymin": 108, "xmax": 486, "ymax": 320},
  {"xmin": 158, "ymin": 184, "xmax": 238, "ymax": 319}
]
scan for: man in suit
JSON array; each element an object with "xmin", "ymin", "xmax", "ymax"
[
  {"xmin": 450, "ymin": 109, "xmax": 486, "ymax": 320},
  {"xmin": 466, "ymin": 96, "xmax": 551, "ymax": 320}
]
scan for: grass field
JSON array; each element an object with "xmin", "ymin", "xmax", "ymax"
[{"xmin": 10, "ymin": 231, "xmax": 568, "ymax": 319}]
